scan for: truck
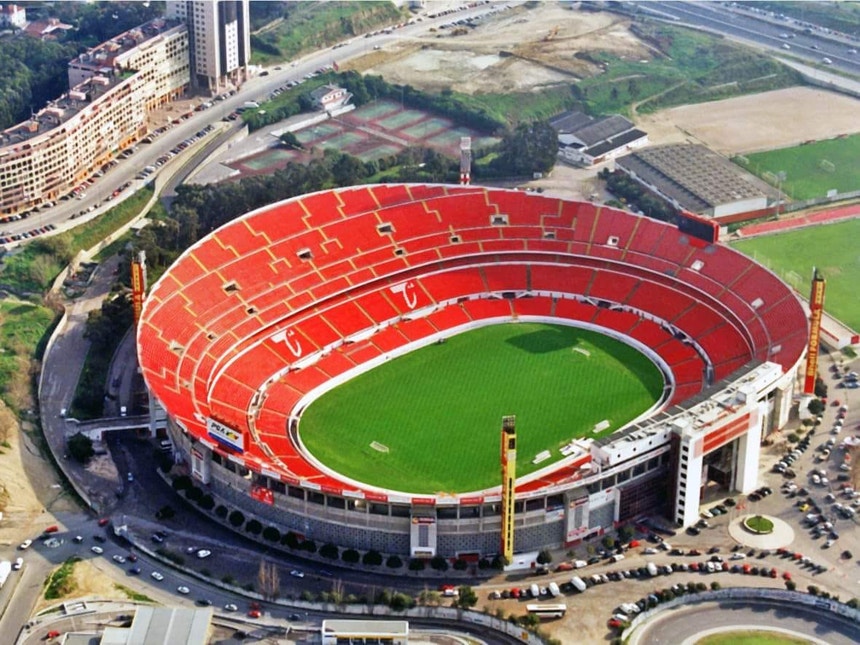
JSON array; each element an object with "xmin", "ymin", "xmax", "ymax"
[{"xmin": 0, "ymin": 560, "xmax": 11, "ymax": 588}]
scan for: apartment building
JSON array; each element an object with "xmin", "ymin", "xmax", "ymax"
[{"xmin": 0, "ymin": 19, "xmax": 190, "ymax": 216}]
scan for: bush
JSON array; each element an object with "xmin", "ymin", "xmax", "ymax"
[
  {"xmin": 389, "ymin": 592, "xmax": 415, "ymax": 612},
  {"xmin": 785, "ymin": 580, "xmax": 797, "ymax": 591},
  {"xmin": 808, "ymin": 585, "xmax": 820, "ymax": 596},
  {"xmin": 696, "ymin": 582, "xmax": 706, "ymax": 592},
  {"xmin": 386, "ymin": 554, "xmax": 403, "ymax": 569},
  {"xmin": 408, "ymin": 558, "xmax": 426, "ymax": 571},
  {"xmin": 282, "ymin": 531, "xmax": 300, "ymax": 549},
  {"xmin": 301, "ymin": 539, "xmax": 317, "ymax": 554},
  {"xmin": 787, "ymin": 432, "xmax": 800, "ymax": 443},
  {"xmin": 478, "ymin": 557, "xmax": 491, "ymax": 570},
  {"xmin": 222, "ymin": 574, "xmax": 235, "ymax": 585},
  {"xmin": 536, "ymin": 549, "xmax": 553, "ymax": 565},
  {"xmin": 198, "ymin": 494, "xmax": 215, "ymax": 511},
  {"xmin": 363, "ymin": 549, "xmax": 383, "ymax": 566},
  {"xmin": 245, "ymin": 519, "xmax": 263, "ymax": 535},
  {"xmin": 602, "ymin": 536, "xmax": 616, "ymax": 550},
  {"xmin": 846, "ymin": 598, "xmax": 859, "ymax": 609},
  {"xmin": 262, "ymin": 526, "xmax": 280, "ymax": 542},
  {"xmin": 155, "ymin": 505, "xmax": 175, "ymax": 520},
  {"xmin": 320, "ymin": 543, "xmax": 339, "ymax": 560},
  {"xmin": 172, "ymin": 475, "xmax": 192, "ymax": 491},
  {"xmin": 342, "ymin": 548, "xmax": 360, "ymax": 564},
  {"xmin": 228, "ymin": 510, "xmax": 245, "ymax": 527},
  {"xmin": 430, "ymin": 556, "xmax": 449, "ymax": 571},
  {"xmin": 808, "ymin": 398, "xmax": 825, "ymax": 416},
  {"xmin": 710, "ymin": 581, "xmax": 721, "ymax": 590},
  {"xmin": 215, "ymin": 505, "xmax": 228, "ymax": 519},
  {"xmin": 184, "ymin": 486, "xmax": 203, "ymax": 502},
  {"xmin": 453, "ymin": 558, "xmax": 468, "ymax": 571},
  {"xmin": 491, "ymin": 555, "xmax": 508, "ymax": 570}
]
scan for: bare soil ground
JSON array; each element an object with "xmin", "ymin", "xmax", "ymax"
[
  {"xmin": 349, "ymin": 4, "xmax": 649, "ymax": 95},
  {"xmin": 635, "ymin": 87, "xmax": 860, "ymax": 155},
  {"xmin": 0, "ymin": 404, "xmax": 77, "ymax": 547}
]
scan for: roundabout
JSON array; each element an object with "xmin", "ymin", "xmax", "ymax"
[{"xmin": 728, "ymin": 514, "xmax": 794, "ymax": 549}]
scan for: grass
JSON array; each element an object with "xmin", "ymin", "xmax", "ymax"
[
  {"xmin": 114, "ymin": 584, "xmax": 153, "ymax": 603},
  {"xmin": 250, "ymin": 1, "xmax": 402, "ymax": 66},
  {"xmin": 736, "ymin": 134, "xmax": 860, "ymax": 200},
  {"xmin": 698, "ymin": 631, "xmax": 809, "ymax": 645},
  {"xmin": 445, "ymin": 87, "xmax": 580, "ymax": 126},
  {"xmin": 730, "ymin": 218, "xmax": 860, "ymax": 331},
  {"xmin": 574, "ymin": 23, "xmax": 801, "ymax": 117},
  {"xmin": 744, "ymin": 515, "xmax": 774, "ymax": 534},
  {"xmin": 44, "ymin": 557, "xmax": 80, "ymax": 600},
  {"xmin": 300, "ymin": 323, "xmax": 663, "ymax": 493},
  {"xmin": 0, "ymin": 300, "xmax": 57, "ymax": 412},
  {"xmin": 0, "ymin": 184, "xmax": 154, "ymax": 294}
]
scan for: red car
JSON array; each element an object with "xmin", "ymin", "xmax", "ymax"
[
  {"xmin": 769, "ymin": 568, "xmax": 778, "ymax": 578},
  {"xmin": 44, "ymin": 525, "xmax": 59, "ymax": 534},
  {"xmin": 783, "ymin": 571, "xmax": 792, "ymax": 580},
  {"xmin": 248, "ymin": 609, "xmax": 261, "ymax": 618},
  {"xmin": 607, "ymin": 617, "xmax": 624, "ymax": 629},
  {"xmin": 97, "ymin": 518, "xmax": 109, "ymax": 527},
  {"xmin": 510, "ymin": 587, "xmax": 520, "ymax": 599},
  {"xmin": 555, "ymin": 562, "xmax": 574, "ymax": 572}
]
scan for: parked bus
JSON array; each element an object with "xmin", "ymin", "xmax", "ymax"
[{"xmin": 526, "ymin": 604, "xmax": 567, "ymax": 619}]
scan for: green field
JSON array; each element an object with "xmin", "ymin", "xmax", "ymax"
[
  {"xmin": 300, "ymin": 323, "xmax": 664, "ymax": 493},
  {"xmin": 738, "ymin": 134, "xmax": 860, "ymax": 200},
  {"xmin": 697, "ymin": 630, "xmax": 809, "ymax": 645},
  {"xmin": 730, "ymin": 218, "xmax": 860, "ymax": 331}
]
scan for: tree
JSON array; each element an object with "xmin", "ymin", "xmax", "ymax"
[
  {"xmin": 184, "ymin": 486, "xmax": 203, "ymax": 502},
  {"xmin": 245, "ymin": 519, "xmax": 263, "ymax": 535},
  {"xmin": 408, "ymin": 558, "xmax": 426, "ymax": 571},
  {"xmin": 807, "ymin": 398, "xmax": 825, "ymax": 416},
  {"xmin": 215, "ymin": 505, "xmax": 228, "ymax": 519},
  {"xmin": 536, "ymin": 549, "xmax": 553, "ymax": 565},
  {"xmin": 453, "ymin": 558, "xmax": 468, "ymax": 571},
  {"xmin": 342, "ymin": 548, "xmax": 360, "ymax": 564},
  {"xmin": 456, "ymin": 585, "xmax": 478, "ymax": 609},
  {"xmin": 491, "ymin": 120, "xmax": 558, "ymax": 176},
  {"xmin": 386, "ymin": 554, "xmax": 403, "ymax": 569},
  {"xmin": 814, "ymin": 376, "xmax": 828, "ymax": 398},
  {"xmin": 418, "ymin": 589, "xmax": 441, "ymax": 606},
  {"xmin": 282, "ymin": 531, "xmax": 300, "ymax": 549},
  {"xmin": 279, "ymin": 131, "xmax": 302, "ymax": 150},
  {"xmin": 389, "ymin": 592, "xmax": 414, "ymax": 611},
  {"xmin": 262, "ymin": 526, "xmax": 280, "ymax": 542},
  {"xmin": 228, "ymin": 510, "xmax": 245, "ymax": 527},
  {"xmin": 363, "ymin": 549, "xmax": 383, "ymax": 566},
  {"xmin": 198, "ymin": 494, "xmax": 215, "ymax": 511},
  {"xmin": 320, "ymin": 542, "xmax": 339, "ymax": 560},
  {"xmin": 430, "ymin": 556, "xmax": 449, "ymax": 571},
  {"xmin": 66, "ymin": 432, "xmax": 94, "ymax": 463}
]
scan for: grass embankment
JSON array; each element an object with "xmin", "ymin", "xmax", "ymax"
[
  {"xmin": 698, "ymin": 631, "xmax": 809, "ymax": 645},
  {"xmin": 44, "ymin": 557, "xmax": 80, "ymax": 600},
  {"xmin": 730, "ymin": 218, "xmax": 860, "ymax": 331},
  {"xmin": 301, "ymin": 323, "xmax": 663, "ymax": 493},
  {"xmin": 250, "ymin": 1, "xmax": 403, "ymax": 65}
]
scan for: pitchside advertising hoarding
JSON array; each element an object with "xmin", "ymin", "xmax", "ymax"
[{"xmin": 206, "ymin": 418, "xmax": 244, "ymax": 453}]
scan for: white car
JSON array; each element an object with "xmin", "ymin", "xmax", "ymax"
[
  {"xmin": 177, "ymin": 585, "xmax": 190, "ymax": 594},
  {"xmin": 18, "ymin": 539, "xmax": 32, "ymax": 550},
  {"xmin": 643, "ymin": 547, "xmax": 658, "ymax": 555},
  {"xmin": 196, "ymin": 549, "xmax": 211, "ymax": 559},
  {"xmin": 730, "ymin": 553, "xmax": 746, "ymax": 560},
  {"xmin": 13, "ymin": 557, "xmax": 23, "ymax": 570},
  {"xmin": 289, "ymin": 569, "xmax": 305, "ymax": 578},
  {"xmin": 91, "ymin": 546, "xmax": 104, "ymax": 554},
  {"xmin": 112, "ymin": 554, "xmax": 126, "ymax": 564},
  {"xmin": 151, "ymin": 571, "xmax": 164, "ymax": 582},
  {"xmin": 224, "ymin": 603, "xmax": 238, "ymax": 612}
]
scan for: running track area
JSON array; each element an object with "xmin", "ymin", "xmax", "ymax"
[{"xmin": 739, "ymin": 203, "xmax": 860, "ymax": 237}]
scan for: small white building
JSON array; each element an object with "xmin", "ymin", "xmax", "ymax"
[
  {"xmin": 0, "ymin": 4, "xmax": 26, "ymax": 30},
  {"xmin": 551, "ymin": 111, "xmax": 648, "ymax": 167},
  {"xmin": 322, "ymin": 619, "xmax": 409, "ymax": 645},
  {"xmin": 310, "ymin": 84, "xmax": 352, "ymax": 112}
]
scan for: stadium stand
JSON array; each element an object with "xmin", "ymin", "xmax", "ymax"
[{"xmin": 138, "ymin": 184, "xmax": 808, "ymax": 501}]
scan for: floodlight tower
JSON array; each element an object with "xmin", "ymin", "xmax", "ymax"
[
  {"xmin": 131, "ymin": 251, "xmax": 147, "ymax": 326},
  {"xmin": 500, "ymin": 415, "xmax": 517, "ymax": 563},
  {"xmin": 459, "ymin": 136, "xmax": 471, "ymax": 185},
  {"xmin": 803, "ymin": 267, "xmax": 826, "ymax": 395}
]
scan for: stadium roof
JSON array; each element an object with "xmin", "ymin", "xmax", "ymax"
[
  {"xmin": 616, "ymin": 144, "xmax": 767, "ymax": 213},
  {"xmin": 125, "ymin": 607, "xmax": 212, "ymax": 644}
]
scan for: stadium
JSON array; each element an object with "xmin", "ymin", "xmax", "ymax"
[{"xmin": 137, "ymin": 184, "xmax": 807, "ymax": 558}]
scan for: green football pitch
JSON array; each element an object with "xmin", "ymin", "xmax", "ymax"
[
  {"xmin": 299, "ymin": 323, "xmax": 664, "ymax": 494},
  {"xmin": 730, "ymin": 218, "xmax": 860, "ymax": 331}
]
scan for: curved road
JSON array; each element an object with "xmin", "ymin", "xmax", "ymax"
[{"xmin": 632, "ymin": 599, "xmax": 860, "ymax": 645}]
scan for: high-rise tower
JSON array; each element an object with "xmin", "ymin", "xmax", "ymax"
[{"xmin": 167, "ymin": 0, "xmax": 250, "ymax": 94}]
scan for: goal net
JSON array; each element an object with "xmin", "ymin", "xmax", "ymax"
[{"xmin": 370, "ymin": 441, "xmax": 389, "ymax": 453}]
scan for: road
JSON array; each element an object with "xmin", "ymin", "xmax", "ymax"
[
  {"xmin": 632, "ymin": 599, "xmax": 859, "ymax": 645},
  {"xmin": 641, "ymin": 1, "xmax": 860, "ymax": 77}
]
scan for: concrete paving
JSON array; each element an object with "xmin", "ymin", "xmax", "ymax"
[{"xmin": 727, "ymin": 514, "xmax": 796, "ymax": 550}]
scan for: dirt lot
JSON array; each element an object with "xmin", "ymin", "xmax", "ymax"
[
  {"xmin": 350, "ymin": 3, "xmax": 649, "ymax": 95},
  {"xmin": 635, "ymin": 87, "xmax": 860, "ymax": 155}
]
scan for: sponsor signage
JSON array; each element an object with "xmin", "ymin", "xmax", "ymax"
[
  {"xmin": 250, "ymin": 486, "xmax": 274, "ymax": 506},
  {"xmin": 804, "ymin": 274, "xmax": 826, "ymax": 395},
  {"xmin": 130, "ymin": 259, "xmax": 146, "ymax": 324},
  {"xmin": 206, "ymin": 418, "xmax": 244, "ymax": 453}
]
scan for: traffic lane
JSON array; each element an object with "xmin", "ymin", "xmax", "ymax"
[{"xmin": 633, "ymin": 598, "xmax": 860, "ymax": 645}]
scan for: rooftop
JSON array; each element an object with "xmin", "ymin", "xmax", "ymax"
[
  {"xmin": 617, "ymin": 144, "xmax": 768, "ymax": 212},
  {"xmin": 0, "ymin": 74, "xmax": 122, "ymax": 147},
  {"xmin": 69, "ymin": 17, "xmax": 182, "ymax": 72}
]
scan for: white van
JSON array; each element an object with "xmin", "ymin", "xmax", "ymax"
[
  {"xmin": 610, "ymin": 553, "xmax": 626, "ymax": 563},
  {"xmin": 530, "ymin": 583, "xmax": 540, "ymax": 598},
  {"xmin": 570, "ymin": 576, "xmax": 587, "ymax": 592},
  {"xmin": 646, "ymin": 562, "xmax": 658, "ymax": 577},
  {"xmin": 573, "ymin": 559, "xmax": 587, "ymax": 569},
  {"xmin": 547, "ymin": 581, "xmax": 561, "ymax": 597}
]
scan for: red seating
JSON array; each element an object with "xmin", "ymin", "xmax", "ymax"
[{"xmin": 138, "ymin": 185, "xmax": 808, "ymax": 501}]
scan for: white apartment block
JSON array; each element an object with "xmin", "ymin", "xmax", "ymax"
[
  {"xmin": 0, "ymin": 19, "xmax": 190, "ymax": 215},
  {"xmin": 166, "ymin": 0, "xmax": 250, "ymax": 94}
]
